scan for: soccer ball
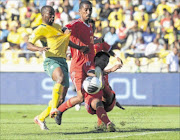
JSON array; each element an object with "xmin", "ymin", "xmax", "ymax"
[{"xmin": 83, "ymin": 76, "xmax": 101, "ymax": 94}]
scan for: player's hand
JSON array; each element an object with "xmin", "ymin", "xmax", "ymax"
[
  {"xmin": 80, "ymin": 46, "xmax": 89, "ymax": 54},
  {"xmin": 38, "ymin": 47, "xmax": 50, "ymax": 52},
  {"xmin": 94, "ymin": 37, "xmax": 104, "ymax": 44},
  {"xmin": 116, "ymin": 57, "xmax": 123, "ymax": 68},
  {"xmin": 64, "ymin": 29, "xmax": 71, "ymax": 34}
]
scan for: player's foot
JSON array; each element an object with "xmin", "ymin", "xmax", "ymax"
[
  {"xmin": 75, "ymin": 103, "xmax": 81, "ymax": 111},
  {"xmin": 54, "ymin": 111, "xmax": 63, "ymax": 125},
  {"xmin": 50, "ymin": 108, "xmax": 59, "ymax": 118},
  {"xmin": 95, "ymin": 66, "xmax": 103, "ymax": 88},
  {"xmin": 95, "ymin": 122, "xmax": 106, "ymax": 131},
  {"xmin": 106, "ymin": 122, "xmax": 116, "ymax": 132},
  {"xmin": 34, "ymin": 116, "xmax": 49, "ymax": 130}
]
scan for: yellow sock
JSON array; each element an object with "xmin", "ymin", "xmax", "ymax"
[
  {"xmin": 51, "ymin": 83, "xmax": 63, "ymax": 109},
  {"xmin": 38, "ymin": 100, "xmax": 52, "ymax": 122}
]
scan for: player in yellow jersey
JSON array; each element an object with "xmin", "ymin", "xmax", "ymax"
[{"xmin": 27, "ymin": 5, "xmax": 89, "ymax": 130}]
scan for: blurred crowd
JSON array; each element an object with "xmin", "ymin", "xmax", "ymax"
[{"xmin": 0, "ymin": 0, "xmax": 180, "ymax": 72}]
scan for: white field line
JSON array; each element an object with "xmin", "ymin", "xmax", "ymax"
[{"xmin": 72, "ymin": 131, "xmax": 172, "ymax": 139}]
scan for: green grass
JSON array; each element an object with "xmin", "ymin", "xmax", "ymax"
[{"xmin": 0, "ymin": 105, "xmax": 179, "ymax": 140}]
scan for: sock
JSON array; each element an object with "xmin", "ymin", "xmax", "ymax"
[
  {"xmin": 96, "ymin": 106, "xmax": 110, "ymax": 125},
  {"xmin": 38, "ymin": 100, "xmax": 52, "ymax": 122},
  {"xmin": 97, "ymin": 117, "xmax": 102, "ymax": 126},
  {"xmin": 58, "ymin": 99, "xmax": 73, "ymax": 112},
  {"xmin": 52, "ymin": 83, "xmax": 63, "ymax": 109}
]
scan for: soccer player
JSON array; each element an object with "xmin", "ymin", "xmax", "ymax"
[
  {"xmin": 84, "ymin": 51, "xmax": 116, "ymax": 132},
  {"xmin": 27, "ymin": 5, "xmax": 89, "ymax": 130},
  {"xmin": 89, "ymin": 19, "xmax": 125, "ymax": 128}
]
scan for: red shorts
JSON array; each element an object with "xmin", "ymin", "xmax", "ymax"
[
  {"xmin": 84, "ymin": 90, "xmax": 103, "ymax": 115},
  {"xmin": 70, "ymin": 61, "xmax": 95, "ymax": 92}
]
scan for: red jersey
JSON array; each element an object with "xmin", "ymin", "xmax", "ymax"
[
  {"xmin": 93, "ymin": 36, "xmax": 111, "ymax": 54},
  {"xmin": 66, "ymin": 19, "xmax": 95, "ymax": 72}
]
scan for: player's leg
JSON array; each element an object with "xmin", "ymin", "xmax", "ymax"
[
  {"xmin": 90, "ymin": 98, "xmax": 116, "ymax": 132},
  {"xmin": 34, "ymin": 58, "xmax": 68, "ymax": 130}
]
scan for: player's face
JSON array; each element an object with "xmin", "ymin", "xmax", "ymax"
[
  {"xmin": 79, "ymin": 4, "xmax": 92, "ymax": 23},
  {"xmin": 43, "ymin": 7, "xmax": 55, "ymax": 25},
  {"xmin": 95, "ymin": 54, "xmax": 109, "ymax": 70}
]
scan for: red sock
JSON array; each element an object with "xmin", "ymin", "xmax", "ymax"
[
  {"xmin": 96, "ymin": 106, "xmax": 110, "ymax": 125},
  {"xmin": 97, "ymin": 117, "xmax": 102, "ymax": 126},
  {"xmin": 58, "ymin": 99, "xmax": 73, "ymax": 112}
]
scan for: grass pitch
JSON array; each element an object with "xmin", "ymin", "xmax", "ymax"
[{"xmin": 0, "ymin": 105, "xmax": 179, "ymax": 140}]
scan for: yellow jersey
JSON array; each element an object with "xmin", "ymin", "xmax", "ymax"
[{"xmin": 29, "ymin": 23, "xmax": 71, "ymax": 58}]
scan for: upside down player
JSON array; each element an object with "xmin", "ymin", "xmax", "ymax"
[
  {"xmin": 27, "ymin": 5, "xmax": 89, "ymax": 130},
  {"xmin": 84, "ymin": 51, "xmax": 116, "ymax": 132},
  {"xmin": 88, "ymin": 19, "xmax": 125, "ymax": 129}
]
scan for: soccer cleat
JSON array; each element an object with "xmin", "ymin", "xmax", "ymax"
[
  {"xmin": 95, "ymin": 122, "xmax": 106, "ymax": 131},
  {"xmin": 34, "ymin": 116, "xmax": 49, "ymax": 130},
  {"xmin": 54, "ymin": 111, "xmax": 63, "ymax": 125},
  {"xmin": 106, "ymin": 122, "xmax": 116, "ymax": 132},
  {"xmin": 50, "ymin": 108, "xmax": 59, "ymax": 118}
]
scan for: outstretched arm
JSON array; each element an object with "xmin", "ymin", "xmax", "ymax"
[
  {"xmin": 27, "ymin": 42, "xmax": 50, "ymax": 52},
  {"xmin": 104, "ymin": 51, "xmax": 123, "ymax": 74}
]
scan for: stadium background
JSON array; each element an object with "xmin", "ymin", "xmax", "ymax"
[{"xmin": 0, "ymin": 0, "xmax": 179, "ymax": 106}]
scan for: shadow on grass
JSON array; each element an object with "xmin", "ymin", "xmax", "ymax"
[{"xmin": 1, "ymin": 127, "xmax": 179, "ymax": 136}]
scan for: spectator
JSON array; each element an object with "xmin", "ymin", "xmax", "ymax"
[
  {"xmin": 116, "ymin": 21, "xmax": 128, "ymax": 43},
  {"xmin": 142, "ymin": 0, "xmax": 156, "ymax": 14},
  {"xmin": 19, "ymin": 34, "xmax": 36, "ymax": 60},
  {"xmin": 133, "ymin": 58, "xmax": 142, "ymax": 73},
  {"xmin": 99, "ymin": 2, "xmax": 112, "ymax": 21},
  {"xmin": 102, "ymin": 20, "xmax": 111, "ymax": 38},
  {"xmin": 30, "ymin": 8, "xmax": 42, "ymax": 28},
  {"xmin": 145, "ymin": 38, "xmax": 163, "ymax": 58},
  {"xmin": 0, "ymin": 5, "xmax": 7, "ymax": 20},
  {"xmin": 0, "ymin": 24, "xmax": 10, "ymax": 43},
  {"xmin": 142, "ymin": 27, "xmax": 156, "ymax": 44},
  {"xmin": 104, "ymin": 27, "xmax": 120, "ymax": 47},
  {"xmin": 166, "ymin": 47, "xmax": 179, "ymax": 72},
  {"xmin": 61, "ymin": 7, "xmax": 71, "ymax": 26},
  {"xmin": 122, "ymin": 21, "xmax": 142, "ymax": 51},
  {"xmin": 7, "ymin": 26, "xmax": 21, "ymax": 50},
  {"xmin": 6, "ymin": 0, "xmax": 22, "ymax": 21}
]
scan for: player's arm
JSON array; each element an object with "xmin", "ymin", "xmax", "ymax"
[
  {"xmin": 62, "ymin": 27, "xmax": 89, "ymax": 54},
  {"xmin": 27, "ymin": 26, "xmax": 50, "ymax": 52},
  {"xmin": 27, "ymin": 42, "xmax": 49, "ymax": 52},
  {"xmin": 104, "ymin": 50, "xmax": 123, "ymax": 74},
  {"xmin": 69, "ymin": 41, "xmax": 89, "ymax": 54}
]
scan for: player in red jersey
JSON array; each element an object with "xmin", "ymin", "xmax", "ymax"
[
  {"xmin": 50, "ymin": 1, "xmax": 102, "ymax": 124},
  {"xmin": 88, "ymin": 19, "xmax": 125, "ymax": 128},
  {"xmin": 84, "ymin": 51, "xmax": 116, "ymax": 132}
]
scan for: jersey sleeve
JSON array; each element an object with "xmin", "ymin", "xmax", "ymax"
[
  {"xmin": 102, "ymin": 42, "xmax": 112, "ymax": 52},
  {"xmin": 28, "ymin": 26, "xmax": 45, "ymax": 44}
]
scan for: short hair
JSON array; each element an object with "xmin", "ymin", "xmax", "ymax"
[
  {"xmin": 79, "ymin": 1, "xmax": 92, "ymax": 9},
  {"xmin": 94, "ymin": 51, "xmax": 110, "ymax": 62},
  {"xmin": 41, "ymin": 5, "xmax": 53, "ymax": 15}
]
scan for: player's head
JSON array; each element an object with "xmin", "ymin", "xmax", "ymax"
[
  {"xmin": 94, "ymin": 51, "xmax": 110, "ymax": 70},
  {"xmin": 79, "ymin": 1, "xmax": 92, "ymax": 23},
  {"xmin": 89, "ymin": 19, "xmax": 95, "ymax": 32},
  {"xmin": 41, "ymin": 5, "xmax": 55, "ymax": 25}
]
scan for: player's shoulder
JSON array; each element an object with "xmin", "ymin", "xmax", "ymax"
[
  {"xmin": 68, "ymin": 19, "xmax": 81, "ymax": 26},
  {"xmin": 52, "ymin": 23, "xmax": 61, "ymax": 29}
]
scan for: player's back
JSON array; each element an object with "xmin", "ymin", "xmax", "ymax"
[{"xmin": 93, "ymin": 36, "xmax": 111, "ymax": 54}]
